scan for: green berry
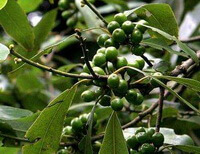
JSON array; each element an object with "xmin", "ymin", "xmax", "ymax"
[
  {"xmin": 125, "ymin": 89, "xmax": 137, "ymax": 104},
  {"xmin": 99, "ymin": 95, "xmax": 111, "ymax": 106},
  {"xmin": 97, "ymin": 47, "xmax": 106, "ymax": 54},
  {"xmin": 131, "ymin": 29, "xmax": 143, "ymax": 44},
  {"xmin": 97, "ymin": 34, "xmax": 110, "ymax": 47},
  {"xmin": 81, "ymin": 90, "xmax": 96, "ymax": 102},
  {"xmin": 79, "ymin": 113, "xmax": 89, "ymax": 124},
  {"xmin": 116, "ymin": 57, "xmax": 128, "ymax": 69},
  {"xmin": 136, "ymin": 132, "xmax": 148, "ymax": 144},
  {"xmin": 71, "ymin": 117, "xmax": 83, "ymax": 133},
  {"xmin": 63, "ymin": 126, "xmax": 73, "ymax": 135},
  {"xmin": 114, "ymin": 79, "xmax": 128, "ymax": 97},
  {"xmin": 122, "ymin": 21, "xmax": 135, "ymax": 34},
  {"xmin": 135, "ymin": 93, "xmax": 144, "ymax": 105},
  {"xmin": 95, "ymin": 88, "xmax": 102, "ymax": 98},
  {"xmin": 83, "ymin": 61, "xmax": 94, "ymax": 73},
  {"xmin": 132, "ymin": 45, "xmax": 145, "ymax": 56},
  {"xmin": 136, "ymin": 20, "xmax": 149, "ymax": 32},
  {"xmin": 136, "ymin": 59, "xmax": 145, "ymax": 70},
  {"xmin": 105, "ymin": 47, "xmax": 118, "ymax": 61},
  {"xmin": 135, "ymin": 127, "xmax": 146, "ymax": 134},
  {"xmin": 107, "ymin": 21, "xmax": 120, "ymax": 33},
  {"xmin": 61, "ymin": 10, "xmax": 73, "ymax": 19},
  {"xmin": 152, "ymin": 132, "xmax": 164, "ymax": 147},
  {"xmin": 58, "ymin": 0, "xmax": 70, "ymax": 10},
  {"xmin": 66, "ymin": 16, "xmax": 77, "ymax": 27},
  {"xmin": 126, "ymin": 135, "xmax": 139, "ymax": 149},
  {"xmin": 104, "ymin": 38, "xmax": 119, "ymax": 48},
  {"xmin": 139, "ymin": 143, "xmax": 155, "ymax": 154},
  {"xmin": 93, "ymin": 66, "xmax": 106, "ymax": 75},
  {"xmin": 127, "ymin": 61, "xmax": 140, "ymax": 76},
  {"xmin": 114, "ymin": 13, "xmax": 127, "ymax": 25},
  {"xmin": 108, "ymin": 74, "xmax": 120, "ymax": 89},
  {"xmin": 111, "ymin": 98, "xmax": 124, "ymax": 111},
  {"xmin": 112, "ymin": 28, "xmax": 126, "ymax": 43},
  {"xmin": 92, "ymin": 53, "xmax": 106, "ymax": 67},
  {"xmin": 107, "ymin": 62, "xmax": 115, "ymax": 72},
  {"xmin": 79, "ymin": 72, "xmax": 92, "ymax": 85}
]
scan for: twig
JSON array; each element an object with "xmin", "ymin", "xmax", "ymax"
[
  {"xmin": 141, "ymin": 55, "xmax": 153, "ymax": 67},
  {"xmin": 0, "ymin": 133, "xmax": 30, "ymax": 143},
  {"xmin": 9, "ymin": 47, "xmax": 107, "ymax": 80},
  {"xmin": 155, "ymin": 87, "xmax": 165, "ymax": 132},
  {"xmin": 75, "ymin": 29, "xmax": 98, "ymax": 79},
  {"xmin": 82, "ymin": 0, "xmax": 108, "ymax": 26},
  {"xmin": 181, "ymin": 35, "xmax": 200, "ymax": 43}
]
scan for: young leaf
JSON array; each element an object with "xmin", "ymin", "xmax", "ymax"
[
  {"xmin": 0, "ymin": 0, "xmax": 7, "ymax": 10},
  {"xmin": 155, "ymin": 76, "xmax": 200, "ymax": 92},
  {"xmin": 99, "ymin": 112, "xmax": 129, "ymax": 154},
  {"xmin": 0, "ymin": 0, "xmax": 35, "ymax": 51},
  {"xmin": 152, "ymin": 78, "xmax": 200, "ymax": 114},
  {"xmin": 18, "ymin": 0, "xmax": 42, "ymax": 13},
  {"xmin": 125, "ymin": 4, "xmax": 178, "ymax": 43},
  {"xmin": 0, "ymin": 147, "xmax": 21, "ymax": 154},
  {"xmin": 142, "ymin": 38, "xmax": 188, "ymax": 57},
  {"xmin": 33, "ymin": 9, "xmax": 57, "ymax": 51},
  {"xmin": 22, "ymin": 84, "xmax": 78, "ymax": 154},
  {"xmin": 0, "ymin": 43, "xmax": 10, "ymax": 62}
]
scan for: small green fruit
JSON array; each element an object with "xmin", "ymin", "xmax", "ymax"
[
  {"xmin": 111, "ymin": 98, "xmax": 124, "ymax": 111},
  {"xmin": 122, "ymin": 21, "xmax": 135, "ymax": 34},
  {"xmin": 108, "ymin": 74, "xmax": 120, "ymax": 89},
  {"xmin": 97, "ymin": 34, "xmax": 110, "ymax": 47},
  {"xmin": 107, "ymin": 21, "xmax": 120, "ymax": 33},
  {"xmin": 105, "ymin": 47, "xmax": 118, "ymax": 61},
  {"xmin": 81, "ymin": 90, "xmax": 96, "ymax": 102},
  {"xmin": 112, "ymin": 28, "xmax": 126, "ymax": 43},
  {"xmin": 114, "ymin": 13, "xmax": 127, "ymax": 25}
]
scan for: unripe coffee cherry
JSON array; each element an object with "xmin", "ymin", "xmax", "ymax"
[
  {"xmin": 132, "ymin": 45, "xmax": 145, "ymax": 56},
  {"xmin": 139, "ymin": 143, "xmax": 155, "ymax": 154},
  {"xmin": 104, "ymin": 38, "xmax": 119, "ymax": 48},
  {"xmin": 136, "ymin": 59, "xmax": 145, "ymax": 70},
  {"xmin": 126, "ymin": 135, "xmax": 139, "ymax": 149},
  {"xmin": 122, "ymin": 21, "xmax": 135, "ymax": 34},
  {"xmin": 71, "ymin": 117, "xmax": 83, "ymax": 133},
  {"xmin": 97, "ymin": 34, "xmax": 110, "ymax": 47},
  {"xmin": 79, "ymin": 113, "xmax": 89, "ymax": 124},
  {"xmin": 152, "ymin": 132, "xmax": 164, "ymax": 147},
  {"xmin": 66, "ymin": 16, "xmax": 77, "ymax": 27},
  {"xmin": 93, "ymin": 66, "xmax": 106, "ymax": 75},
  {"xmin": 125, "ymin": 89, "xmax": 137, "ymax": 104},
  {"xmin": 112, "ymin": 28, "xmax": 126, "ymax": 43},
  {"xmin": 111, "ymin": 98, "xmax": 124, "ymax": 111},
  {"xmin": 108, "ymin": 74, "xmax": 120, "ymax": 88},
  {"xmin": 136, "ymin": 20, "xmax": 149, "ymax": 32},
  {"xmin": 116, "ymin": 57, "xmax": 128, "ymax": 69},
  {"xmin": 136, "ymin": 132, "xmax": 149, "ymax": 144},
  {"xmin": 97, "ymin": 47, "xmax": 106, "ymax": 54},
  {"xmin": 131, "ymin": 29, "xmax": 143, "ymax": 44},
  {"xmin": 114, "ymin": 13, "xmax": 127, "ymax": 25},
  {"xmin": 58, "ymin": 0, "xmax": 70, "ymax": 10},
  {"xmin": 135, "ymin": 127, "xmax": 146, "ymax": 134},
  {"xmin": 107, "ymin": 21, "xmax": 120, "ymax": 33},
  {"xmin": 114, "ymin": 79, "xmax": 128, "ymax": 97},
  {"xmin": 81, "ymin": 90, "xmax": 96, "ymax": 102},
  {"xmin": 135, "ymin": 93, "xmax": 144, "ymax": 105},
  {"xmin": 92, "ymin": 53, "xmax": 106, "ymax": 67},
  {"xmin": 83, "ymin": 61, "xmax": 94, "ymax": 73},
  {"xmin": 127, "ymin": 61, "xmax": 140, "ymax": 76},
  {"xmin": 105, "ymin": 47, "xmax": 118, "ymax": 61},
  {"xmin": 62, "ymin": 10, "xmax": 73, "ymax": 19}
]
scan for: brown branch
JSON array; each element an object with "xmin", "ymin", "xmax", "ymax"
[
  {"xmin": 141, "ymin": 55, "xmax": 153, "ymax": 67},
  {"xmin": 155, "ymin": 87, "xmax": 165, "ymax": 132}
]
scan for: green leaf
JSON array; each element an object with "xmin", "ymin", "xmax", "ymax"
[
  {"xmin": 155, "ymin": 76, "xmax": 200, "ymax": 92},
  {"xmin": 18, "ymin": 0, "xmax": 42, "ymax": 13},
  {"xmin": 133, "ymin": 23, "xmax": 199, "ymax": 64},
  {"xmin": 33, "ymin": 9, "xmax": 57, "ymax": 51},
  {"xmin": 124, "ymin": 127, "xmax": 194, "ymax": 146},
  {"xmin": 0, "ymin": 0, "xmax": 35, "ymax": 51},
  {"xmin": 99, "ymin": 112, "xmax": 129, "ymax": 154},
  {"xmin": 173, "ymin": 37, "xmax": 199, "ymax": 64},
  {"xmin": 125, "ymin": 4, "xmax": 178, "ymax": 43},
  {"xmin": 153, "ymin": 61, "xmax": 170, "ymax": 73},
  {"xmin": 174, "ymin": 145, "xmax": 200, "ymax": 153},
  {"xmin": 23, "ymin": 84, "xmax": 78, "ymax": 154},
  {"xmin": 0, "ymin": 105, "xmax": 33, "ymax": 120},
  {"xmin": 0, "ymin": 43, "xmax": 9, "ymax": 62},
  {"xmin": 142, "ymin": 38, "xmax": 188, "ymax": 57},
  {"xmin": 0, "ymin": 0, "xmax": 7, "ymax": 10},
  {"xmin": 152, "ymin": 78, "xmax": 200, "ymax": 114},
  {"xmin": 0, "ymin": 147, "xmax": 20, "ymax": 154}
]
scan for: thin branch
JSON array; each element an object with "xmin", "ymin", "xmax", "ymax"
[
  {"xmin": 155, "ymin": 87, "xmax": 165, "ymax": 132},
  {"xmin": 181, "ymin": 35, "xmax": 200, "ymax": 43},
  {"xmin": 9, "ymin": 48, "xmax": 107, "ymax": 80},
  {"xmin": 0, "ymin": 133, "xmax": 30, "ymax": 143},
  {"xmin": 141, "ymin": 55, "xmax": 153, "ymax": 67},
  {"xmin": 75, "ymin": 29, "xmax": 98, "ymax": 79},
  {"xmin": 82, "ymin": 0, "xmax": 108, "ymax": 26}
]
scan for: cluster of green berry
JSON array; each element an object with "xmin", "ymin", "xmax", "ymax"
[
  {"xmin": 80, "ymin": 13, "xmax": 150, "ymax": 111},
  {"xmin": 62, "ymin": 113, "xmax": 98, "ymax": 137},
  {"xmin": 127, "ymin": 127, "xmax": 164, "ymax": 154}
]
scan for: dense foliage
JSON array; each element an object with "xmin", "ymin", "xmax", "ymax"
[{"xmin": 0, "ymin": 0, "xmax": 200, "ymax": 154}]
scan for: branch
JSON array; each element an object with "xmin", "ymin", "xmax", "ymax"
[
  {"xmin": 155, "ymin": 87, "xmax": 165, "ymax": 132},
  {"xmin": 9, "ymin": 47, "xmax": 107, "ymax": 80},
  {"xmin": 141, "ymin": 55, "xmax": 153, "ymax": 67},
  {"xmin": 82, "ymin": 0, "xmax": 108, "ymax": 26},
  {"xmin": 75, "ymin": 29, "xmax": 98, "ymax": 79},
  {"xmin": 181, "ymin": 35, "xmax": 200, "ymax": 43}
]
